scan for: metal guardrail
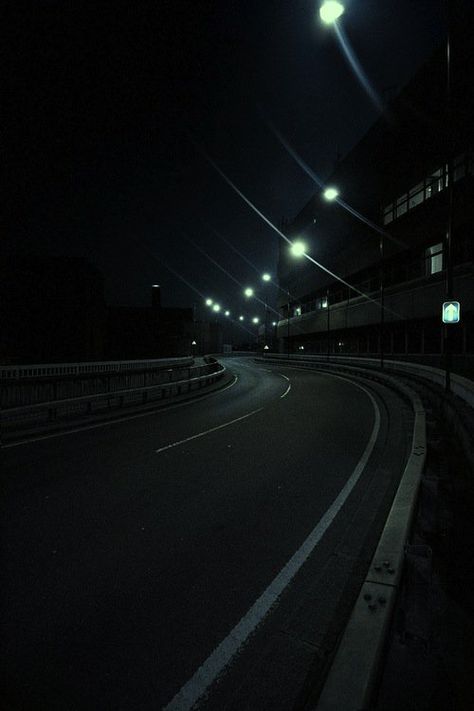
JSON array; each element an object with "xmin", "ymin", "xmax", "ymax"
[
  {"xmin": 0, "ymin": 356, "xmax": 194, "ymax": 381},
  {"xmin": 1, "ymin": 361, "xmax": 226, "ymax": 439},
  {"xmin": 262, "ymin": 353, "xmax": 474, "ymax": 409}
]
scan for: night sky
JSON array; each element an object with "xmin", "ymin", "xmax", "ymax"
[{"xmin": 6, "ymin": 1, "xmax": 445, "ymax": 318}]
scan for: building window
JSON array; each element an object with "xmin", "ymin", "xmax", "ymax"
[
  {"xmin": 425, "ymin": 243, "xmax": 443, "ymax": 275},
  {"xmin": 408, "ymin": 182, "xmax": 424, "ymax": 209},
  {"xmin": 425, "ymin": 167, "xmax": 445, "ymax": 200},
  {"xmin": 382, "ymin": 150, "xmax": 471, "ymax": 225},
  {"xmin": 383, "ymin": 203, "xmax": 394, "ymax": 225},
  {"xmin": 396, "ymin": 194, "xmax": 408, "ymax": 217},
  {"xmin": 294, "ymin": 306, "xmax": 302, "ymax": 317}
]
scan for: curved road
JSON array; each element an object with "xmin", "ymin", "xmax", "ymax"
[{"xmin": 1, "ymin": 357, "xmax": 412, "ymax": 710}]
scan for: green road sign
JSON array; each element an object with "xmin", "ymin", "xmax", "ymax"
[{"xmin": 442, "ymin": 301, "xmax": 461, "ymax": 324}]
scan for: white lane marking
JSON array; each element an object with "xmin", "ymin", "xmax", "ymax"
[
  {"xmin": 155, "ymin": 407, "xmax": 264, "ymax": 454},
  {"xmin": 3, "ymin": 375, "xmax": 239, "ymax": 448},
  {"xmin": 163, "ymin": 379, "xmax": 381, "ymax": 710},
  {"xmin": 278, "ymin": 373, "xmax": 291, "ymax": 398}
]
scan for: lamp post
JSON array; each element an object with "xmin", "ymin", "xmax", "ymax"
[
  {"xmin": 323, "ymin": 186, "xmax": 386, "ymax": 367},
  {"xmin": 287, "ymin": 240, "xmax": 307, "ymax": 359},
  {"xmin": 252, "ymin": 316, "xmax": 260, "ymax": 350},
  {"xmin": 444, "ymin": 2, "xmax": 454, "ymax": 393},
  {"xmin": 261, "ymin": 272, "xmax": 272, "ymax": 349}
]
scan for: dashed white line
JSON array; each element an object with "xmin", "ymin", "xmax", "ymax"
[
  {"xmin": 3, "ymin": 374, "xmax": 239, "ymax": 448},
  {"xmin": 155, "ymin": 406, "xmax": 264, "ymax": 453}
]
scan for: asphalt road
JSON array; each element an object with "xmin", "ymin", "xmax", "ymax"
[{"xmin": 1, "ymin": 357, "xmax": 412, "ymax": 710}]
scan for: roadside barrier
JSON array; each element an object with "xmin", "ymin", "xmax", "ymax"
[
  {"xmin": 1, "ymin": 360, "xmax": 226, "ymax": 441},
  {"xmin": 256, "ymin": 355, "xmax": 426, "ymax": 711}
]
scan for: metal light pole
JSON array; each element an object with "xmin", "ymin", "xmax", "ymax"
[
  {"xmin": 326, "ymin": 287, "xmax": 330, "ymax": 361},
  {"xmin": 287, "ymin": 289, "xmax": 291, "ymax": 359},
  {"xmin": 380, "ymin": 231, "xmax": 385, "ymax": 369},
  {"xmin": 444, "ymin": 0, "xmax": 454, "ymax": 393}
]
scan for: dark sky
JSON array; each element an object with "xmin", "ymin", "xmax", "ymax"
[{"xmin": 5, "ymin": 0, "xmax": 445, "ymax": 318}]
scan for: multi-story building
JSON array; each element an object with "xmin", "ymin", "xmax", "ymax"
[{"xmin": 277, "ymin": 22, "xmax": 474, "ymax": 376}]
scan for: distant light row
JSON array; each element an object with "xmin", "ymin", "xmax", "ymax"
[{"xmin": 204, "ymin": 299, "xmax": 263, "ymax": 324}]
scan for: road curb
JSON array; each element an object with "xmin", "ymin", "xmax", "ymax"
[{"xmin": 256, "ymin": 358, "xmax": 426, "ymax": 710}]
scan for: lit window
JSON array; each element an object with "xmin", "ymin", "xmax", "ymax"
[
  {"xmin": 294, "ymin": 306, "xmax": 302, "ymax": 316},
  {"xmin": 426, "ymin": 243, "xmax": 443, "ymax": 275},
  {"xmin": 425, "ymin": 167, "xmax": 445, "ymax": 199},
  {"xmin": 408, "ymin": 182, "xmax": 424, "ymax": 209},
  {"xmin": 396, "ymin": 194, "xmax": 408, "ymax": 217}
]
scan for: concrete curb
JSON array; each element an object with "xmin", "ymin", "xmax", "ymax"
[{"xmin": 256, "ymin": 358, "xmax": 426, "ymax": 710}]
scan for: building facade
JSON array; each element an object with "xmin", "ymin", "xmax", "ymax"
[{"xmin": 277, "ymin": 22, "xmax": 474, "ymax": 377}]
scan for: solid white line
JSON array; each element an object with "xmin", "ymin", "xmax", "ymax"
[
  {"xmin": 278, "ymin": 373, "xmax": 291, "ymax": 398},
  {"xmin": 155, "ymin": 406, "xmax": 264, "ymax": 454},
  {"xmin": 3, "ymin": 375, "xmax": 239, "ymax": 448},
  {"xmin": 163, "ymin": 380, "xmax": 381, "ymax": 710}
]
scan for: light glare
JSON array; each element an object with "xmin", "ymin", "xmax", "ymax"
[
  {"xmin": 212, "ymin": 304, "xmax": 221, "ymax": 312},
  {"xmin": 261, "ymin": 273, "xmax": 271, "ymax": 282},
  {"xmin": 320, "ymin": 1, "xmax": 344, "ymax": 25},
  {"xmin": 244, "ymin": 287, "xmax": 254, "ymax": 298},
  {"xmin": 323, "ymin": 186, "xmax": 339, "ymax": 201},
  {"xmin": 205, "ymin": 298, "xmax": 213, "ymax": 306},
  {"xmin": 290, "ymin": 241, "xmax": 307, "ymax": 257}
]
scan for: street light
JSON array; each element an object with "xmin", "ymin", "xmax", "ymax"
[
  {"xmin": 224, "ymin": 310, "xmax": 230, "ymax": 316},
  {"xmin": 205, "ymin": 298, "xmax": 213, "ymax": 306},
  {"xmin": 323, "ymin": 186, "xmax": 339, "ymax": 201},
  {"xmin": 287, "ymin": 241, "xmax": 307, "ymax": 357},
  {"xmin": 252, "ymin": 317, "xmax": 260, "ymax": 324},
  {"xmin": 319, "ymin": 1, "xmax": 344, "ymax": 25},
  {"xmin": 239, "ymin": 315, "xmax": 244, "ymax": 321},
  {"xmin": 261, "ymin": 273, "xmax": 272, "ymax": 347},
  {"xmin": 212, "ymin": 303, "xmax": 221, "ymax": 312},
  {"xmin": 244, "ymin": 287, "xmax": 254, "ymax": 298},
  {"xmin": 290, "ymin": 240, "xmax": 307, "ymax": 258}
]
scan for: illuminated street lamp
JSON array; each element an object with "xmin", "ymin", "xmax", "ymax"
[
  {"xmin": 252, "ymin": 317, "xmax": 260, "ymax": 324},
  {"xmin": 323, "ymin": 186, "xmax": 339, "ymax": 201},
  {"xmin": 290, "ymin": 240, "xmax": 307, "ymax": 258},
  {"xmin": 286, "ymin": 241, "xmax": 307, "ymax": 358},
  {"xmin": 224, "ymin": 310, "xmax": 231, "ymax": 317},
  {"xmin": 244, "ymin": 287, "xmax": 254, "ymax": 298},
  {"xmin": 239, "ymin": 315, "xmax": 244, "ymax": 321},
  {"xmin": 319, "ymin": 1, "xmax": 344, "ymax": 25},
  {"xmin": 212, "ymin": 303, "xmax": 221, "ymax": 312},
  {"xmin": 205, "ymin": 298, "xmax": 213, "ymax": 306},
  {"xmin": 261, "ymin": 273, "xmax": 271, "ymax": 282}
]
